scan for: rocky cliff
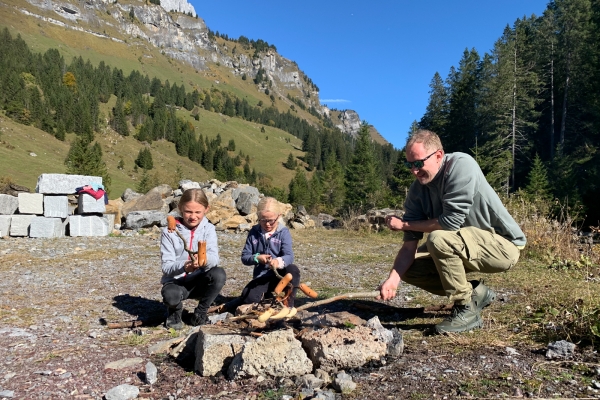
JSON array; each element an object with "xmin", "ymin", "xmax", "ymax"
[{"xmin": 16, "ymin": 0, "xmax": 382, "ymax": 141}]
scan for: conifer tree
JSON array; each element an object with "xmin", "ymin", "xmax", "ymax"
[
  {"xmin": 65, "ymin": 137, "xmax": 111, "ymax": 194},
  {"xmin": 135, "ymin": 147, "xmax": 153, "ymax": 170},
  {"xmin": 284, "ymin": 153, "xmax": 297, "ymax": 170},
  {"xmin": 344, "ymin": 122, "xmax": 379, "ymax": 211},
  {"xmin": 524, "ymin": 153, "xmax": 552, "ymax": 201},
  {"xmin": 288, "ymin": 168, "xmax": 310, "ymax": 207}
]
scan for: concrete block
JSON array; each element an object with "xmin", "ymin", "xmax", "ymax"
[
  {"xmin": 77, "ymin": 194, "xmax": 106, "ymax": 214},
  {"xmin": 18, "ymin": 193, "xmax": 44, "ymax": 214},
  {"xmin": 29, "ymin": 217, "xmax": 65, "ymax": 238},
  {"xmin": 43, "ymin": 195, "xmax": 69, "ymax": 218},
  {"xmin": 10, "ymin": 215, "xmax": 34, "ymax": 237},
  {"xmin": 0, "ymin": 215, "xmax": 11, "ymax": 236},
  {"xmin": 0, "ymin": 194, "xmax": 18, "ymax": 215},
  {"xmin": 68, "ymin": 215, "xmax": 110, "ymax": 237},
  {"xmin": 36, "ymin": 174, "xmax": 102, "ymax": 195}
]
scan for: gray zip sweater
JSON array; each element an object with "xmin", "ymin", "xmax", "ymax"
[
  {"xmin": 402, "ymin": 152, "xmax": 526, "ymax": 247},
  {"xmin": 160, "ymin": 217, "xmax": 220, "ymax": 284}
]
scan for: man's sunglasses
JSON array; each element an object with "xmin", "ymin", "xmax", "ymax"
[{"xmin": 404, "ymin": 150, "xmax": 438, "ymax": 169}]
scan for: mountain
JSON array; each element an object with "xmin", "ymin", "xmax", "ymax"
[{"xmin": 0, "ymin": 0, "xmax": 389, "ymax": 196}]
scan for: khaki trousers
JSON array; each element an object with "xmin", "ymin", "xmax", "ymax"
[{"xmin": 401, "ymin": 227, "xmax": 521, "ymax": 305}]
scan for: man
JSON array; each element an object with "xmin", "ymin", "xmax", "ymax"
[{"xmin": 379, "ymin": 130, "xmax": 526, "ymax": 333}]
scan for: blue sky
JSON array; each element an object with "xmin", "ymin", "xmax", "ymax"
[{"xmin": 189, "ymin": 0, "xmax": 550, "ymax": 150}]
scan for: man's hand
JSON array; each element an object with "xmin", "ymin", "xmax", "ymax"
[
  {"xmin": 377, "ymin": 275, "xmax": 401, "ymax": 301},
  {"xmin": 385, "ymin": 215, "xmax": 405, "ymax": 231}
]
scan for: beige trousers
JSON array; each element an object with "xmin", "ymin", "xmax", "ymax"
[{"xmin": 401, "ymin": 227, "xmax": 521, "ymax": 305}]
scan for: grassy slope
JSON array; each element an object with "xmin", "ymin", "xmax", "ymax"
[{"xmin": 0, "ymin": 1, "xmax": 312, "ymax": 196}]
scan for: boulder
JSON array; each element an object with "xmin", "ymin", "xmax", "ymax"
[
  {"xmin": 0, "ymin": 194, "xmax": 18, "ymax": 215},
  {"xmin": 18, "ymin": 193, "xmax": 44, "ymax": 214},
  {"xmin": 299, "ymin": 325, "xmax": 387, "ymax": 372},
  {"xmin": 235, "ymin": 192, "xmax": 257, "ymax": 216},
  {"xmin": 121, "ymin": 187, "xmax": 169, "ymax": 217},
  {"xmin": 121, "ymin": 188, "xmax": 142, "ymax": 202},
  {"xmin": 43, "ymin": 195, "xmax": 69, "ymax": 218},
  {"xmin": 221, "ymin": 215, "xmax": 248, "ymax": 230},
  {"xmin": 124, "ymin": 210, "xmax": 167, "ymax": 230},
  {"xmin": 36, "ymin": 174, "xmax": 102, "ymax": 195},
  {"xmin": 228, "ymin": 329, "xmax": 313, "ymax": 379},
  {"xmin": 195, "ymin": 326, "xmax": 253, "ymax": 377}
]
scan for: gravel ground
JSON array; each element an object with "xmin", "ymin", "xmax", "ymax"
[{"xmin": 1, "ymin": 229, "xmax": 599, "ymax": 400}]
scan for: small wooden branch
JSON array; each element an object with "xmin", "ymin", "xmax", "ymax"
[{"xmin": 296, "ymin": 291, "xmax": 381, "ymax": 311}]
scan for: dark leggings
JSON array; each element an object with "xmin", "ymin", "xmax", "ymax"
[
  {"xmin": 162, "ymin": 267, "xmax": 226, "ymax": 314},
  {"xmin": 239, "ymin": 264, "xmax": 300, "ymax": 308}
]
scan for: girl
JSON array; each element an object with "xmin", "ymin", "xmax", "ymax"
[
  {"xmin": 238, "ymin": 197, "xmax": 300, "ymax": 308},
  {"xmin": 160, "ymin": 189, "xmax": 226, "ymax": 330}
]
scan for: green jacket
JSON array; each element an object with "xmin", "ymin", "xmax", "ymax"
[{"xmin": 402, "ymin": 152, "xmax": 526, "ymax": 247}]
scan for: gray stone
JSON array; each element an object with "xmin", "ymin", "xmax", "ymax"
[
  {"xmin": 105, "ymin": 357, "xmax": 144, "ymax": 370},
  {"xmin": 9, "ymin": 215, "xmax": 34, "ymax": 237},
  {"xmin": 145, "ymin": 361, "xmax": 158, "ymax": 384},
  {"xmin": 36, "ymin": 174, "xmax": 102, "ymax": 195},
  {"xmin": 546, "ymin": 340, "xmax": 576, "ymax": 359},
  {"xmin": 180, "ymin": 180, "xmax": 201, "ymax": 191},
  {"xmin": 77, "ymin": 193, "xmax": 106, "ymax": 214},
  {"xmin": 0, "ymin": 390, "xmax": 15, "ymax": 398},
  {"xmin": 332, "ymin": 371, "xmax": 356, "ymax": 393},
  {"xmin": 0, "ymin": 215, "xmax": 11, "ymax": 237},
  {"xmin": 124, "ymin": 211, "xmax": 166, "ymax": 230},
  {"xmin": 195, "ymin": 325, "xmax": 253, "ymax": 377},
  {"xmin": 228, "ymin": 329, "xmax": 313, "ymax": 379},
  {"xmin": 231, "ymin": 185, "xmax": 260, "ymax": 202},
  {"xmin": 43, "ymin": 195, "xmax": 69, "ymax": 218},
  {"xmin": 300, "ymin": 325, "xmax": 386, "ymax": 372},
  {"xmin": 299, "ymin": 374, "xmax": 324, "ymax": 390},
  {"xmin": 0, "ymin": 194, "xmax": 18, "ymax": 215},
  {"xmin": 366, "ymin": 316, "xmax": 404, "ymax": 356},
  {"xmin": 121, "ymin": 188, "xmax": 142, "ymax": 202},
  {"xmin": 18, "ymin": 193, "xmax": 43, "ymax": 214},
  {"xmin": 104, "ymin": 384, "xmax": 139, "ymax": 400},
  {"xmin": 68, "ymin": 215, "xmax": 110, "ymax": 237},
  {"xmin": 313, "ymin": 391, "xmax": 336, "ymax": 400},
  {"xmin": 29, "ymin": 217, "xmax": 65, "ymax": 238},
  {"xmin": 121, "ymin": 188, "xmax": 166, "ymax": 217},
  {"xmin": 236, "ymin": 192, "xmax": 256, "ymax": 216}
]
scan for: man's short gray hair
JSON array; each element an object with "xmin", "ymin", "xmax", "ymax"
[{"xmin": 406, "ymin": 130, "xmax": 444, "ymax": 152}]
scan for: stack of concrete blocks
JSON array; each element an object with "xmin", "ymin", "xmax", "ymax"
[
  {"xmin": 0, "ymin": 174, "xmax": 111, "ymax": 238},
  {"xmin": 36, "ymin": 173, "xmax": 110, "ymax": 237}
]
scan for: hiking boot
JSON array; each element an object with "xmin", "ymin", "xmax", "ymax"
[
  {"xmin": 190, "ymin": 309, "xmax": 208, "ymax": 326},
  {"xmin": 470, "ymin": 280, "xmax": 497, "ymax": 311},
  {"xmin": 435, "ymin": 301, "xmax": 482, "ymax": 334},
  {"xmin": 165, "ymin": 308, "xmax": 183, "ymax": 330}
]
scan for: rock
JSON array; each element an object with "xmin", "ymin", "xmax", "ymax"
[
  {"xmin": 180, "ymin": 180, "xmax": 201, "ymax": 191},
  {"xmin": 148, "ymin": 337, "xmax": 182, "ymax": 355},
  {"xmin": 122, "ymin": 187, "xmax": 168, "ymax": 217},
  {"xmin": 0, "ymin": 194, "xmax": 18, "ymax": 215},
  {"xmin": 299, "ymin": 325, "xmax": 387, "ymax": 372},
  {"xmin": 206, "ymin": 200, "xmax": 238, "ymax": 225},
  {"xmin": 9, "ymin": 215, "xmax": 34, "ymax": 237},
  {"xmin": 366, "ymin": 316, "xmax": 404, "ymax": 357},
  {"xmin": 231, "ymin": 185, "xmax": 260, "ymax": 202},
  {"xmin": 313, "ymin": 390, "xmax": 336, "ymax": 400},
  {"xmin": 0, "ymin": 390, "xmax": 15, "ymax": 398},
  {"xmin": 221, "ymin": 215, "xmax": 248, "ymax": 230},
  {"xmin": 0, "ymin": 216, "xmax": 11, "ymax": 237},
  {"xmin": 124, "ymin": 210, "xmax": 166, "ymax": 230},
  {"xmin": 299, "ymin": 374, "xmax": 324, "ymax": 390},
  {"xmin": 104, "ymin": 384, "xmax": 139, "ymax": 400},
  {"xmin": 0, "ymin": 182, "xmax": 30, "ymax": 196},
  {"xmin": 195, "ymin": 325, "xmax": 253, "ymax": 377},
  {"xmin": 29, "ymin": 217, "xmax": 66, "ymax": 238},
  {"xmin": 235, "ymin": 192, "xmax": 257, "ymax": 216},
  {"xmin": 121, "ymin": 188, "xmax": 142, "ymax": 202},
  {"xmin": 314, "ymin": 368, "xmax": 331, "ymax": 384},
  {"xmin": 43, "ymin": 195, "xmax": 69, "ymax": 218},
  {"xmin": 36, "ymin": 174, "xmax": 102, "ymax": 195},
  {"xmin": 18, "ymin": 193, "xmax": 43, "ymax": 214},
  {"xmin": 304, "ymin": 311, "xmax": 366, "ymax": 328},
  {"xmin": 228, "ymin": 329, "xmax": 313, "ymax": 379},
  {"xmin": 546, "ymin": 340, "xmax": 576, "ymax": 359},
  {"xmin": 105, "ymin": 357, "xmax": 144, "ymax": 370},
  {"xmin": 77, "ymin": 193, "xmax": 106, "ymax": 214},
  {"xmin": 332, "ymin": 371, "xmax": 356, "ymax": 393},
  {"xmin": 68, "ymin": 215, "xmax": 110, "ymax": 237},
  {"xmin": 145, "ymin": 361, "xmax": 158, "ymax": 384}
]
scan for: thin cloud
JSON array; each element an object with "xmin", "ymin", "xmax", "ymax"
[{"xmin": 320, "ymin": 99, "xmax": 351, "ymax": 103}]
